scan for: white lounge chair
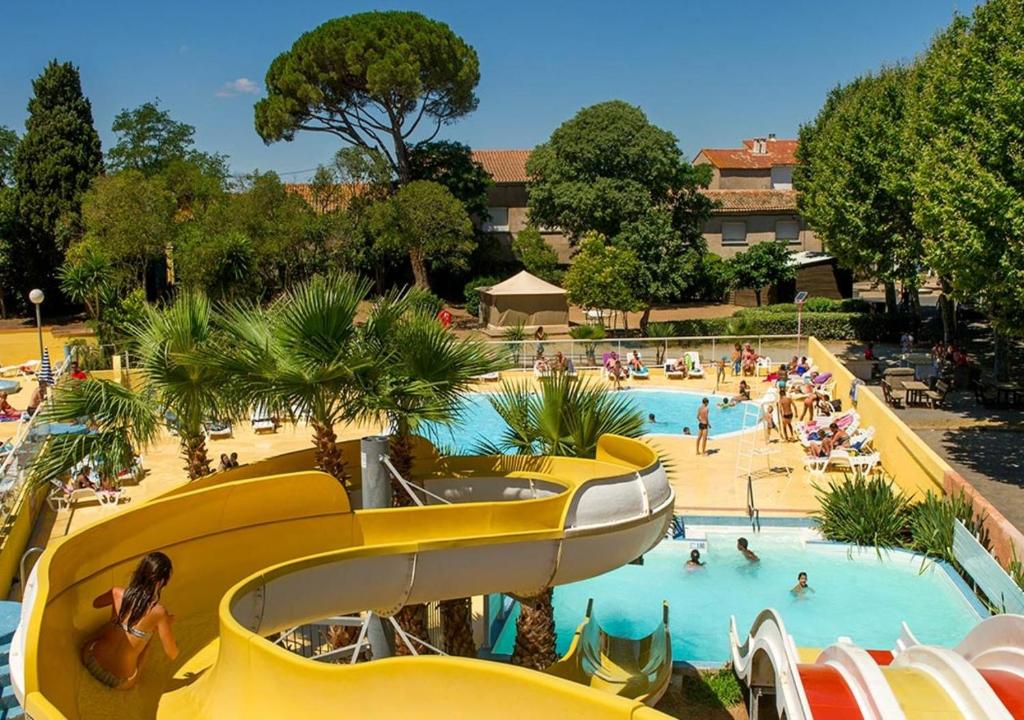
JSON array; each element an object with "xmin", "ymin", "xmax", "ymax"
[
  {"xmin": 0, "ymin": 360, "xmax": 39, "ymax": 378},
  {"xmin": 252, "ymin": 405, "xmax": 277, "ymax": 434},
  {"xmin": 473, "ymin": 372, "xmax": 501, "ymax": 382},
  {"xmin": 684, "ymin": 351, "xmax": 705, "ymax": 378},
  {"xmin": 755, "ymin": 357, "xmax": 773, "ymax": 377},
  {"xmin": 664, "ymin": 361, "xmax": 686, "ymax": 379},
  {"xmin": 47, "ymin": 478, "xmax": 124, "ymax": 512},
  {"xmin": 829, "ymin": 449, "xmax": 882, "ymax": 476}
]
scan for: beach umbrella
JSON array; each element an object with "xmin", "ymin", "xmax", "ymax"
[{"xmin": 38, "ymin": 348, "xmax": 54, "ymax": 386}]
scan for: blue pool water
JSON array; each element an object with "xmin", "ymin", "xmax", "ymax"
[
  {"xmin": 491, "ymin": 532, "xmax": 981, "ymax": 663},
  {"xmin": 424, "ymin": 389, "xmax": 756, "ymax": 454}
]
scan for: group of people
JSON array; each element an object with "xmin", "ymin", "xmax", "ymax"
[
  {"xmin": 533, "ymin": 349, "xmax": 575, "ymax": 375},
  {"xmin": 684, "ymin": 539, "xmax": 814, "ymax": 596},
  {"xmin": 218, "ymin": 453, "xmax": 241, "ymax": 471},
  {"xmin": 730, "ymin": 343, "xmax": 763, "ymax": 376}
]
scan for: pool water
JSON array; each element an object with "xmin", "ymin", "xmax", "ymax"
[
  {"xmin": 491, "ymin": 532, "xmax": 981, "ymax": 663},
  {"xmin": 424, "ymin": 390, "xmax": 757, "ymax": 454}
]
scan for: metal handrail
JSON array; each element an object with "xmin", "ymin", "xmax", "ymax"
[
  {"xmin": 19, "ymin": 545, "xmax": 44, "ymax": 598},
  {"xmin": 483, "ymin": 333, "xmax": 803, "ymax": 372},
  {"xmin": 380, "ymin": 455, "xmax": 452, "ymax": 507}
]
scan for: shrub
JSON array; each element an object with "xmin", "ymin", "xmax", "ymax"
[
  {"xmin": 804, "ymin": 296, "xmax": 842, "ymax": 313},
  {"xmin": 463, "ymin": 275, "xmax": 501, "ymax": 317},
  {"xmin": 680, "ymin": 667, "xmax": 743, "ymax": 708},
  {"xmin": 909, "ymin": 490, "xmax": 986, "ymax": 564},
  {"xmin": 643, "ymin": 321, "xmax": 674, "ymax": 338},
  {"xmin": 813, "ymin": 474, "xmax": 913, "ymax": 548},
  {"xmin": 405, "ymin": 286, "xmax": 444, "ymax": 317}
]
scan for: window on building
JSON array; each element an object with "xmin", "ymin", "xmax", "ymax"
[
  {"xmin": 771, "ymin": 165, "xmax": 794, "ymax": 189},
  {"xmin": 722, "ymin": 221, "xmax": 747, "ymax": 245},
  {"xmin": 482, "ymin": 207, "xmax": 509, "ymax": 232},
  {"xmin": 776, "ymin": 220, "xmax": 801, "ymax": 244}
]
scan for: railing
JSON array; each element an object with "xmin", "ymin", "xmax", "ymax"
[
  {"xmin": 0, "ymin": 356, "xmax": 70, "ymax": 516},
  {"xmin": 484, "ymin": 334, "xmax": 803, "ymax": 372},
  {"xmin": 953, "ymin": 519, "xmax": 1024, "ymax": 614},
  {"xmin": 747, "ymin": 476, "xmax": 760, "ymax": 533}
]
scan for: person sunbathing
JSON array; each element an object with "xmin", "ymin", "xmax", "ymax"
[
  {"xmin": 534, "ymin": 357, "xmax": 550, "ymax": 374},
  {"xmin": 0, "ymin": 392, "xmax": 20, "ymax": 419},
  {"xmin": 81, "ymin": 552, "xmax": 178, "ymax": 690},
  {"xmin": 552, "ymin": 351, "xmax": 567, "ymax": 372},
  {"xmin": 26, "ymin": 382, "xmax": 46, "ymax": 416}
]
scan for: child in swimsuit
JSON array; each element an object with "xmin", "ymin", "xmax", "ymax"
[{"xmin": 82, "ymin": 552, "xmax": 178, "ymax": 689}]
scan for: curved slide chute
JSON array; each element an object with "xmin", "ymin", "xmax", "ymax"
[
  {"xmin": 545, "ymin": 598, "xmax": 672, "ymax": 705},
  {"xmin": 12, "ymin": 435, "xmax": 676, "ymax": 720},
  {"xmin": 733, "ymin": 610, "xmax": 1024, "ymax": 720}
]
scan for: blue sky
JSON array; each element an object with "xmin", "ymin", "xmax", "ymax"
[{"xmin": 1, "ymin": 0, "xmax": 977, "ymax": 180}]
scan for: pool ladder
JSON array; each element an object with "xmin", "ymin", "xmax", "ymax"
[{"xmin": 746, "ymin": 476, "xmax": 761, "ymax": 533}]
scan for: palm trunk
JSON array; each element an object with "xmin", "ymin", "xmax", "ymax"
[
  {"xmin": 510, "ymin": 588, "xmax": 556, "ymax": 670},
  {"xmin": 440, "ymin": 597, "xmax": 476, "ymax": 657},
  {"xmin": 884, "ymin": 281, "xmax": 898, "ymax": 317},
  {"xmin": 311, "ymin": 420, "xmax": 347, "ymax": 483},
  {"xmin": 389, "ymin": 429, "xmax": 415, "ymax": 507},
  {"xmin": 393, "ymin": 603, "xmax": 431, "ymax": 656},
  {"xmin": 181, "ymin": 432, "xmax": 211, "ymax": 480}
]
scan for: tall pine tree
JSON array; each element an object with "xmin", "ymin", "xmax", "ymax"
[{"xmin": 13, "ymin": 60, "xmax": 103, "ymax": 302}]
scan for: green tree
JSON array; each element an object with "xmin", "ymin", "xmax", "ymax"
[
  {"xmin": 255, "ymin": 11, "xmax": 480, "ymax": 184},
  {"xmin": 727, "ymin": 241, "xmax": 796, "ymax": 306},
  {"xmin": 59, "ymin": 243, "xmax": 117, "ymax": 322},
  {"xmin": 909, "ymin": 1, "xmax": 1024, "ymax": 354},
  {"xmin": 526, "ymin": 100, "xmax": 701, "ymax": 239},
  {"xmin": 77, "ymin": 170, "xmax": 177, "ymax": 294},
  {"xmin": 0, "ymin": 126, "xmax": 18, "ymax": 187},
  {"xmin": 512, "ymin": 226, "xmax": 561, "ymax": 284},
  {"xmin": 408, "ymin": 140, "xmax": 492, "ymax": 218},
  {"xmin": 477, "ymin": 373, "xmax": 645, "ymax": 669},
  {"xmin": 12, "ymin": 60, "xmax": 103, "ymax": 299},
  {"xmin": 795, "ymin": 66, "xmax": 921, "ymax": 316},
  {"xmin": 368, "ymin": 180, "xmax": 474, "ymax": 289},
  {"xmin": 107, "ymin": 100, "xmax": 229, "ymax": 177},
  {"xmin": 562, "ymin": 233, "xmax": 643, "ymax": 325},
  {"xmin": 353, "ymin": 290, "xmax": 495, "ymax": 655},
  {"xmin": 214, "ymin": 274, "xmax": 371, "ymax": 482},
  {"xmin": 0, "ymin": 189, "xmax": 16, "ymax": 316},
  {"xmin": 526, "ymin": 101, "xmax": 714, "ymax": 329},
  {"xmin": 131, "ymin": 293, "xmax": 228, "ymax": 480},
  {"xmin": 172, "ymin": 228, "xmax": 257, "ymax": 301},
  {"xmin": 29, "ymin": 379, "xmax": 160, "ymax": 490}
]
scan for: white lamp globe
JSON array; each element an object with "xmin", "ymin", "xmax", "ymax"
[{"xmin": 29, "ymin": 289, "xmax": 44, "ymax": 305}]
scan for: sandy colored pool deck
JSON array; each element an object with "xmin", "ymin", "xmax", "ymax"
[{"xmin": 20, "ymin": 368, "xmax": 834, "ymax": 550}]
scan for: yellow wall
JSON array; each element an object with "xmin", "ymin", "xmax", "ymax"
[
  {"xmin": 0, "ymin": 327, "xmax": 92, "ymax": 368},
  {"xmin": 0, "ymin": 485, "xmax": 46, "ymax": 598},
  {"xmin": 809, "ymin": 337, "xmax": 1024, "ymax": 566}
]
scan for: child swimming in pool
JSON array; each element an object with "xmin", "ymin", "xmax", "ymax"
[
  {"xmin": 791, "ymin": 571, "xmax": 814, "ymax": 596},
  {"xmin": 81, "ymin": 552, "xmax": 179, "ymax": 689},
  {"xmin": 685, "ymin": 549, "xmax": 705, "ymax": 571},
  {"xmin": 737, "ymin": 537, "xmax": 759, "ymax": 563}
]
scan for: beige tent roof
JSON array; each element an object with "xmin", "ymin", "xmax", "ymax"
[{"xmin": 482, "ymin": 270, "xmax": 566, "ymax": 296}]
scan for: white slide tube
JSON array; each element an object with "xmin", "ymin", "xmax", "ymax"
[
  {"xmin": 892, "ymin": 644, "xmax": 1013, "ymax": 720},
  {"xmin": 815, "ymin": 643, "xmax": 904, "ymax": 720}
]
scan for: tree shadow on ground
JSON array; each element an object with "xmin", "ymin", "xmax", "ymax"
[{"xmin": 940, "ymin": 427, "xmax": 1024, "ymax": 488}]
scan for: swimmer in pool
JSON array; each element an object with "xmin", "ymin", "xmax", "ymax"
[
  {"xmin": 682, "ymin": 426, "xmax": 692, "ymax": 436},
  {"xmin": 737, "ymin": 537, "xmax": 759, "ymax": 563},
  {"xmin": 685, "ymin": 549, "xmax": 705, "ymax": 571},
  {"xmin": 648, "ymin": 413, "xmax": 656, "ymax": 423},
  {"xmin": 791, "ymin": 571, "xmax": 814, "ymax": 596}
]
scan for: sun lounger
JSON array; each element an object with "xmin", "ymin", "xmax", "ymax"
[
  {"xmin": 684, "ymin": 351, "xmax": 705, "ymax": 378},
  {"xmin": 755, "ymin": 357, "xmax": 773, "ymax": 377},
  {"xmin": 828, "ymin": 449, "xmax": 881, "ymax": 476},
  {"xmin": 0, "ymin": 360, "xmax": 39, "ymax": 378},
  {"xmin": 47, "ymin": 482, "xmax": 124, "ymax": 512},
  {"xmin": 204, "ymin": 420, "xmax": 233, "ymax": 440},
  {"xmin": 472, "ymin": 372, "xmax": 501, "ymax": 382},
  {"xmin": 632, "ymin": 366, "xmax": 650, "ymax": 380},
  {"xmin": 664, "ymin": 362, "xmax": 686, "ymax": 380},
  {"xmin": 252, "ymin": 405, "xmax": 277, "ymax": 434}
]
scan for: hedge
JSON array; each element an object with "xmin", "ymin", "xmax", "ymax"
[{"xmin": 671, "ymin": 312, "xmax": 877, "ymax": 340}]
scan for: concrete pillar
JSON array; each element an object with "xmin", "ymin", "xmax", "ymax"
[{"xmin": 360, "ymin": 435, "xmax": 394, "ymax": 658}]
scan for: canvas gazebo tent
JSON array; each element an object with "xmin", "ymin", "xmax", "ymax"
[{"xmin": 478, "ymin": 271, "xmax": 569, "ymax": 336}]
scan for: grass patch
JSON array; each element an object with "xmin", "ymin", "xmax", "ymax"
[{"xmin": 680, "ymin": 666, "xmax": 743, "ymax": 708}]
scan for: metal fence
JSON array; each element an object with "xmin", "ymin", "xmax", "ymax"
[{"xmin": 485, "ymin": 334, "xmax": 805, "ymax": 372}]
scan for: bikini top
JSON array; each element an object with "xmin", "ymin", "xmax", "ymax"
[{"xmin": 114, "ymin": 620, "xmax": 153, "ymax": 640}]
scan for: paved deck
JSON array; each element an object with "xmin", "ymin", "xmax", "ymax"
[{"xmin": 24, "ymin": 369, "xmax": 833, "ymax": 552}]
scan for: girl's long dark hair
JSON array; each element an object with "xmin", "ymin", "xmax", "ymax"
[{"xmin": 117, "ymin": 552, "xmax": 173, "ymax": 629}]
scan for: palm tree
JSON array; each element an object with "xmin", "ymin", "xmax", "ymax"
[
  {"xmin": 28, "ymin": 379, "xmax": 160, "ymax": 490},
  {"xmin": 479, "ymin": 373, "xmax": 646, "ymax": 669},
  {"xmin": 354, "ymin": 290, "xmax": 496, "ymax": 656},
  {"xmin": 130, "ymin": 292, "xmax": 227, "ymax": 480},
  {"xmin": 213, "ymin": 273, "xmax": 372, "ymax": 482}
]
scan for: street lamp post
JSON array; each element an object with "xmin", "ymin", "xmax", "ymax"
[
  {"xmin": 29, "ymin": 289, "xmax": 44, "ymax": 366},
  {"xmin": 794, "ymin": 291, "xmax": 808, "ymax": 358}
]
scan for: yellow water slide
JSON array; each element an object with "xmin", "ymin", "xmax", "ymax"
[
  {"xmin": 546, "ymin": 598, "xmax": 672, "ymax": 705},
  {"xmin": 13, "ymin": 435, "xmax": 676, "ymax": 720}
]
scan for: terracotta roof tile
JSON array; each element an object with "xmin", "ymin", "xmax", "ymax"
[
  {"xmin": 471, "ymin": 149, "xmax": 531, "ymax": 184},
  {"xmin": 697, "ymin": 139, "xmax": 798, "ymax": 170},
  {"xmin": 703, "ymin": 189, "xmax": 798, "ymax": 213},
  {"xmin": 284, "ymin": 183, "xmax": 367, "ymax": 213}
]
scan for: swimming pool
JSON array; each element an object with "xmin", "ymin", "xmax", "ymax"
[
  {"xmin": 490, "ymin": 531, "xmax": 982, "ymax": 663},
  {"xmin": 424, "ymin": 389, "xmax": 757, "ymax": 454}
]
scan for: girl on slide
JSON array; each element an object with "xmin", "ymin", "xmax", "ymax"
[{"xmin": 81, "ymin": 552, "xmax": 179, "ymax": 689}]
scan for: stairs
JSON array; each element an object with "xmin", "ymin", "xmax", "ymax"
[{"xmin": 0, "ymin": 602, "xmax": 22, "ymax": 719}]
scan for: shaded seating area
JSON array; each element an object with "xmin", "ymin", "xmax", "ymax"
[{"xmin": 477, "ymin": 271, "xmax": 570, "ymax": 336}]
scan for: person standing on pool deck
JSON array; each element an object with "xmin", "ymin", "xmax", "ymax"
[
  {"xmin": 779, "ymin": 393, "xmax": 795, "ymax": 442},
  {"xmin": 696, "ymin": 398, "xmax": 710, "ymax": 455},
  {"xmin": 791, "ymin": 571, "xmax": 814, "ymax": 596},
  {"xmin": 737, "ymin": 537, "xmax": 759, "ymax": 562}
]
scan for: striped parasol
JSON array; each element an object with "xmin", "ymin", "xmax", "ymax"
[{"xmin": 38, "ymin": 348, "xmax": 54, "ymax": 386}]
